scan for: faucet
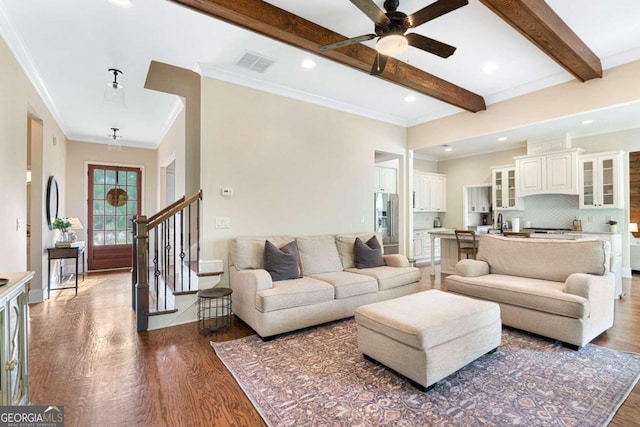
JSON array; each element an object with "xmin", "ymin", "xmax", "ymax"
[{"xmin": 497, "ymin": 213, "xmax": 503, "ymax": 232}]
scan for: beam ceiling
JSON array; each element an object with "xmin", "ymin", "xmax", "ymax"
[
  {"xmin": 480, "ymin": 0, "xmax": 602, "ymax": 82},
  {"xmin": 169, "ymin": 0, "xmax": 487, "ymax": 113}
]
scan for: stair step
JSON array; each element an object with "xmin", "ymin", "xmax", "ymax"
[
  {"xmin": 146, "ymin": 308, "xmax": 178, "ymax": 316},
  {"xmin": 188, "ymin": 261, "xmax": 223, "ymax": 277}
]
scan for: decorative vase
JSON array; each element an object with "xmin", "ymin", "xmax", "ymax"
[{"xmin": 608, "ymin": 225, "xmax": 617, "ymax": 233}]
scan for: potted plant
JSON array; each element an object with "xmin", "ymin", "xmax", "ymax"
[
  {"xmin": 607, "ymin": 220, "xmax": 618, "ymax": 233},
  {"xmin": 51, "ymin": 217, "xmax": 72, "ymax": 242}
]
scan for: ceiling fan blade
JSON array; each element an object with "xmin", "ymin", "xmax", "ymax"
[
  {"xmin": 407, "ymin": 0, "xmax": 469, "ymax": 28},
  {"xmin": 319, "ymin": 34, "xmax": 377, "ymax": 51},
  {"xmin": 406, "ymin": 33, "xmax": 456, "ymax": 58},
  {"xmin": 350, "ymin": 0, "xmax": 391, "ymax": 25},
  {"xmin": 370, "ymin": 52, "xmax": 388, "ymax": 75},
  {"xmin": 318, "ymin": 34, "xmax": 378, "ymax": 51}
]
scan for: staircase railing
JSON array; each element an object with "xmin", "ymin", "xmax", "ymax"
[{"xmin": 132, "ymin": 190, "xmax": 202, "ymax": 332}]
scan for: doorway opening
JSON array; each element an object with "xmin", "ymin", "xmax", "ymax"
[{"xmin": 374, "ymin": 151, "xmax": 405, "ymax": 255}]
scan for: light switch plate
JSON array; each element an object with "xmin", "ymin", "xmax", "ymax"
[{"xmin": 215, "ymin": 217, "xmax": 230, "ymax": 229}]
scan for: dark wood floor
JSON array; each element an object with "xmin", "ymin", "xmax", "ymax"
[{"xmin": 29, "ymin": 270, "xmax": 640, "ymax": 426}]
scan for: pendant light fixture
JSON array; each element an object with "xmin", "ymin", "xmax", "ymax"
[
  {"xmin": 104, "ymin": 68, "xmax": 125, "ymax": 106},
  {"xmin": 107, "ymin": 127, "xmax": 123, "ymax": 151}
]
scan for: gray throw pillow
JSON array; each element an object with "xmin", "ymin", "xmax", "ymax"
[
  {"xmin": 263, "ymin": 240, "xmax": 301, "ymax": 281},
  {"xmin": 354, "ymin": 236, "xmax": 385, "ymax": 269}
]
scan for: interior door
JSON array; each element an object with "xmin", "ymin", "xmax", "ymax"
[{"xmin": 88, "ymin": 164, "xmax": 141, "ymax": 270}]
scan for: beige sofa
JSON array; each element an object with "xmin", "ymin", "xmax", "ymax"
[
  {"xmin": 229, "ymin": 232, "xmax": 425, "ymax": 339},
  {"xmin": 445, "ymin": 234, "xmax": 615, "ymax": 348}
]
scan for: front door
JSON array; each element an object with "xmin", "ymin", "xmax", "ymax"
[{"xmin": 88, "ymin": 164, "xmax": 141, "ymax": 270}]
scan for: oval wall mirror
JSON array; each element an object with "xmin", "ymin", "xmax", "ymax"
[{"xmin": 46, "ymin": 176, "xmax": 59, "ymax": 227}]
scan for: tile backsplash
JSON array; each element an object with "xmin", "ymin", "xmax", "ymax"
[{"xmin": 503, "ymin": 194, "xmax": 623, "ymax": 233}]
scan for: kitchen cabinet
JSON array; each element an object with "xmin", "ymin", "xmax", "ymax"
[
  {"xmin": 0, "ymin": 272, "xmax": 32, "ymax": 406},
  {"xmin": 412, "ymin": 232, "xmax": 425, "ymax": 259},
  {"xmin": 413, "ymin": 172, "xmax": 446, "ymax": 212},
  {"xmin": 412, "ymin": 230, "xmax": 440, "ymax": 261},
  {"xmin": 374, "ymin": 166, "xmax": 397, "ymax": 193},
  {"xmin": 491, "ymin": 166, "xmax": 523, "ymax": 211},
  {"xmin": 579, "ymin": 152, "xmax": 623, "ymax": 209},
  {"xmin": 468, "ymin": 187, "xmax": 490, "ymax": 213},
  {"xmin": 515, "ymin": 149, "xmax": 581, "ymax": 196}
]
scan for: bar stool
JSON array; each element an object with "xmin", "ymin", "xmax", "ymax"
[{"xmin": 454, "ymin": 230, "xmax": 478, "ymax": 261}]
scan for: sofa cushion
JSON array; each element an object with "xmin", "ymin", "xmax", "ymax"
[
  {"xmin": 231, "ymin": 236, "xmax": 294, "ymax": 270},
  {"xmin": 263, "ymin": 240, "xmax": 301, "ymax": 281},
  {"xmin": 256, "ymin": 277, "xmax": 335, "ymax": 313},
  {"xmin": 346, "ymin": 266, "xmax": 421, "ymax": 290},
  {"xmin": 335, "ymin": 232, "xmax": 384, "ymax": 269},
  {"xmin": 445, "ymin": 274, "xmax": 589, "ymax": 319},
  {"xmin": 309, "ymin": 271, "xmax": 378, "ymax": 299},
  {"xmin": 296, "ymin": 235, "xmax": 344, "ymax": 275},
  {"xmin": 476, "ymin": 235, "xmax": 609, "ymax": 282},
  {"xmin": 354, "ymin": 236, "xmax": 385, "ymax": 269}
]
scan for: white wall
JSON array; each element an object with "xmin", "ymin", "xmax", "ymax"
[
  {"xmin": 201, "ymin": 78, "xmax": 407, "ymax": 284},
  {"xmin": 0, "ymin": 35, "xmax": 67, "ymax": 301},
  {"xmin": 156, "ymin": 107, "xmax": 186, "ymax": 209}
]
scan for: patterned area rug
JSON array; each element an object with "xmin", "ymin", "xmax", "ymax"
[{"xmin": 212, "ymin": 319, "xmax": 640, "ymax": 427}]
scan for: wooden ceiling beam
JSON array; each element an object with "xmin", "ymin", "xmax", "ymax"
[
  {"xmin": 480, "ymin": 0, "xmax": 602, "ymax": 82},
  {"xmin": 169, "ymin": 0, "xmax": 486, "ymax": 113}
]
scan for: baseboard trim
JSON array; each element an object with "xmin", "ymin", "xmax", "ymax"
[{"xmin": 29, "ymin": 289, "xmax": 45, "ymax": 304}]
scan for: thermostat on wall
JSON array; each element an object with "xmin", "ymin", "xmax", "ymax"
[{"xmin": 221, "ymin": 187, "xmax": 234, "ymax": 197}]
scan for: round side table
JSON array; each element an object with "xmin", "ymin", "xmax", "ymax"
[{"xmin": 197, "ymin": 287, "xmax": 232, "ymax": 334}]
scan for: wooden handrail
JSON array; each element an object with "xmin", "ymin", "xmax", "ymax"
[
  {"xmin": 143, "ymin": 190, "xmax": 202, "ymax": 230},
  {"xmin": 147, "ymin": 195, "xmax": 186, "ymax": 224}
]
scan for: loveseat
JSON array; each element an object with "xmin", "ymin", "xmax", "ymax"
[
  {"xmin": 229, "ymin": 232, "xmax": 425, "ymax": 338},
  {"xmin": 445, "ymin": 234, "xmax": 615, "ymax": 347}
]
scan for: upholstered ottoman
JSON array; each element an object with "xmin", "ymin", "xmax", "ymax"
[{"xmin": 354, "ymin": 289, "xmax": 501, "ymax": 391}]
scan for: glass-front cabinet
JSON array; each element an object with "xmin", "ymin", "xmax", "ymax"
[
  {"xmin": 491, "ymin": 166, "xmax": 523, "ymax": 211},
  {"xmin": 579, "ymin": 152, "xmax": 623, "ymax": 209}
]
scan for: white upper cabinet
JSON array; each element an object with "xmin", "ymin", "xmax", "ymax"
[
  {"xmin": 515, "ymin": 149, "xmax": 581, "ymax": 196},
  {"xmin": 413, "ymin": 172, "xmax": 446, "ymax": 212},
  {"xmin": 468, "ymin": 187, "xmax": 490, "ymax": 213},
  {"xmin": 491, "ymin": 166, "xmax": 523, "ymax": 211},
  {"xmin": 374, "ymin": 166, "xmax": 397, "ymax": 193},
  {"xmin": 579, "ymin": 151, "xmax": 624, "ymax": 209}
]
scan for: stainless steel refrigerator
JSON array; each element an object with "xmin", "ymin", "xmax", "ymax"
[{"xmin": 374, "ymin": 192, "xmax": 399, "ymax": 254}]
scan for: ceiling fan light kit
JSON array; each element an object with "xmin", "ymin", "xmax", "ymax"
[{"xmin": 376, "ymin": 34, "xmax": 408, "ymax": 56}]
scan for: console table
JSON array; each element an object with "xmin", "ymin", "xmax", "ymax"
[{"xmin": 47, "ymin": 245, "xmax": 85, "ymax": 296}]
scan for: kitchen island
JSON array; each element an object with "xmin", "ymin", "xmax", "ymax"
[{"xmin": 427, "ymin": 230, "xmax": 468, "ymax": 276}]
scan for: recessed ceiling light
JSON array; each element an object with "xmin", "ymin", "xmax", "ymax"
[
  {"xmin": 498, "ymin": 136, "xmax": 508, "ymax": 141},
  {"xmin": 108, "ymin": 0, "xmax": 133, "ymax": 8},
  {"xmin": 481, "ymin": 63, "xmax": 499, "ymax": 74},
  {"xmin": 301, "ymin": 59, "xmax": 316, "ymax": 69},
  {"xmin": 404, "ymin": 95, "xmax": 416, "ymax": 103},
  {"xmin": 443, "ymin": 145, "xmax": 453, "ymax": 152},
  {"xmin": 581, "ymin": 119, "xmax": 594, "ymax": 125}
]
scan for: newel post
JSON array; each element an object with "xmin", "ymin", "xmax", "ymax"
[{"xmin": 135, "ymin": 215, "xmax": 149, "ymax": 332}]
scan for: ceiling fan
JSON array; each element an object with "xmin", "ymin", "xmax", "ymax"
[{"xmin": 319, "ymin": 0, "xmax": 468, "ymax": 75}]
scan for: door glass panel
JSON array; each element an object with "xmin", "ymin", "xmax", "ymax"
[{"xmin": 88, "ymin": 164, "xmax": 142, "ymax": 270}]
